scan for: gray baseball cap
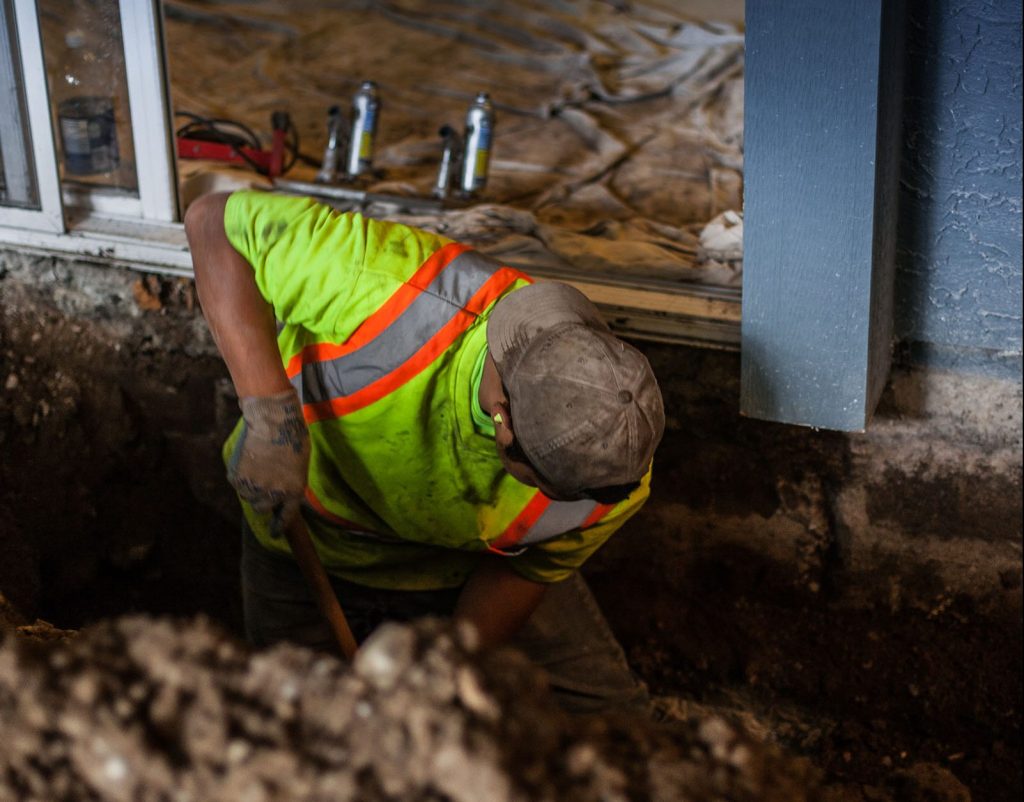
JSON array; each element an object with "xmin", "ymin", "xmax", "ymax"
[{"xmin": 486, "ymin": 282, "xmax": 665, "ymax": 498}]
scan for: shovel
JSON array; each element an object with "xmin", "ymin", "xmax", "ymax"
[{"xmin": 282, "ymin": 514, "xmax": 359, "ymax": 661}]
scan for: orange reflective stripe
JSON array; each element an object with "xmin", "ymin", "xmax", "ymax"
[
  {"xmin": 303, "ymin": 265, "xmax": 524, "ymax": 423},
  {"xmin": 581, "ymin": 503, "xmax": 615, "ymax": 529},
  {"xmin": 489, "ymin": 491, "xmax": 550, "ymax": 552},
  {"xmin": 284, "ymin": 242, "xmax": 472, "ymax": 379},
  {"xmin": 488, "ymin": 497, "xmax": 616, "ymax": 554}
]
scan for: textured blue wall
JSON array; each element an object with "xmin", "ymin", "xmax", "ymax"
[{"xmin": 896, "ymin": 0, "xmax": 1023, "ymax": 374}]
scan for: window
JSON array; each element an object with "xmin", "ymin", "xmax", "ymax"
[
  {"xmin": 1, "ymin": 0, "xmax": 61, "ymax": 231},
  {"xmin": 38, "ymin": 0, "xmax": 140, "ymax": 207},
  {"xmin": 0, "ymin": 0, "xmax": 185, "ymax": 270},
  {"xmin": 0, "ymin": 0, "xmax": 37, "ymax": 210}
]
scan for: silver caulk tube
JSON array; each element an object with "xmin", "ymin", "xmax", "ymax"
[
  {"xmin": 459, "ymin": 92, "xmax": 494, "ymax": 198},
  {"xmin": 433, "ymin": 125, "xmax": 462, "ymax": 199},
  {"xmin": 347, "ymin": 80, "xmax": 380, "ymax": 178},
  {"xmin": 315, "ymin": 105, "xmax": 345, "ymax": 183}
]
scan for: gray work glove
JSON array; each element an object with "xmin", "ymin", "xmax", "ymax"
[{"xmin": 228, "ymin": 388, "xmax": 310, "ymax": 528}]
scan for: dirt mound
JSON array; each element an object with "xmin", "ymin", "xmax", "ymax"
[{"xmin": 0, "ymin": 616, "xmax": 823, "ymax": 802}]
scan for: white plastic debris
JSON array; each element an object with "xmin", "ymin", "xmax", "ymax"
[{"xmin": 698, "ymin": 210, "xmax": 744, "ymax": 262}]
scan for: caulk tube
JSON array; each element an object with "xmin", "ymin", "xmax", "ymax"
[
  {"xmin": 315, "ymin": 106, "xmax": 345, "ymax": 183},
  {"xmin": 346, "ymin": 80, "xmax": 380, "ymax": 177},
  {"xmin": 458, "ymin": 92, "xmax": 494, "ymax": 197},
  {"xmin": 433, "ymin": 125, "xmax": 462, "ymax": 199}
]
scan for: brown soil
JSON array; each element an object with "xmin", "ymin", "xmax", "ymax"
[
  {"xmin": 0, "ymin": 265, "xmax": 242, "ymax": 633},
  {"xmin": 596, "ymin": 560, "xmax": 1017, "ymax": 801},
  {"xmin": 0, "ymin": 615, "xmax": 827, "ymax": 802}
]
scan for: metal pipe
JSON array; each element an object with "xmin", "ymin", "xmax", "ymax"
[{"xmin": 273, "ymin": 177, "xmax": 449, "ymax": 214}]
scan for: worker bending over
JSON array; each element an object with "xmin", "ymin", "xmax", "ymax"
[{"xmin": 185, "ymin": 191, "xmax": 665, "ymax": 713}]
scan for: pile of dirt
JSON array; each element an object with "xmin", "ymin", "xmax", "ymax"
[{"xmin": 0, "ymin": 615, "xmax": 824, "ymax": 802}]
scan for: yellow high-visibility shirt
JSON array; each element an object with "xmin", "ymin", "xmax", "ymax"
[{"xmin": 223, "ymin": 190, "xmax": 651, "ymax": 589}]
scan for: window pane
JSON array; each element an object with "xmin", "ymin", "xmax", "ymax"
[
  {"xmin": 0, "ymin": 0, "xmax": 39, "ymax": 209},
  {"xmin": 37, "ymin": 0, "xmax": 137, "ymax": 194}
]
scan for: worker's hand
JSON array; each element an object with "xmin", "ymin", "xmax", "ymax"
[{"xmin": 228, "ymin": 388, "xmax": 310, "ymax": 525}]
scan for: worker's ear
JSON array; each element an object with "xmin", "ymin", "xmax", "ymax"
[{"xmin": 492, "ymin": 400, "xmax": 515, "ymax": 448}]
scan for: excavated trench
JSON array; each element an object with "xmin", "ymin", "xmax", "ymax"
[{"xmin": 1, "ymin": 265, "xmax": 1020, "ymax": 802}]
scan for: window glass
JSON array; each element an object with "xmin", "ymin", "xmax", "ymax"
[
  {"xmin": 37, "ymin": 0, "xmax": 137, "ymax": 194},
  {"xmin": 0, "ymin": 0, "xmax": 39, "ymax": 209}
]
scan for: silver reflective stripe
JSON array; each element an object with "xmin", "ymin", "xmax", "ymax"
[
  {"xmin": 518, "ymin": 497, "xmax": 600, "ymax": 546},
  {"xmin": 291, "ymin": 249, "xmax": 501, "ymax": 405}
]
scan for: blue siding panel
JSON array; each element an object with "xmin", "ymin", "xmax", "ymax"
[{"xmin": 741, "ymin": 0, "xmax": 902, "ymax": 430}]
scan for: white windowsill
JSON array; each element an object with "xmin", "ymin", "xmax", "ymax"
[
  {"xmin": 0, "ymin": 209, "xmax": 192, "ymax": 275},
  {"xmin": 0, "ymin": 210, "xmax": 741, "ymax": 348}
]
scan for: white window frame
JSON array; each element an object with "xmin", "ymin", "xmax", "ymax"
[
  {"xmin": 1, "ymin": 0, "xmax": 188, "ymax": 267},
  {"xmin": 120, "ymin": 0, "xmax": 178, "ymax": 222},
  {"xmin": 2, "ymin": 0, "xmax": 63, "ymax": 232},
  {"xmin": 54, "ymin": 0, "xmax": 179, "ymax": 221}
]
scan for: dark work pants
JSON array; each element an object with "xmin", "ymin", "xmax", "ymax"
[{"xmin": 240, "ymin": 523, "xmax": 650, "ymax": 715}]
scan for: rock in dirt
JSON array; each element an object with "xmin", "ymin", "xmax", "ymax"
[
  {"xmin": 887, "ymin": 762, "xmax": 972, "ymax": 802},
  {"xmin": 0, "ymin": 592, "xmax": 75, "ymax": 644},
  {"xmin": 0, "ymin": 616, "xmax": 824, "ymax": 802}
]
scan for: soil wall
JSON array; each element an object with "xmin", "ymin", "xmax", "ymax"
[
  {"xmin": 1, "ymin": 248, "xmax": 1020, "ymax": 799},
  {"xmin": 588, "ymin": 342, "xmax": 1021, "ymax": 796}
]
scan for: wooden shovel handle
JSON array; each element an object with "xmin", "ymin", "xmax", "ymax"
[{"xmin": 283, "ymin": 515, "xmax": 359, "ymax": 661}]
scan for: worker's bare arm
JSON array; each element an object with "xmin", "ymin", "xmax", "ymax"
[
  {"xmin": 454, "ymin": 557, "xmax": 547, "ymax": 649},
  {"xmin": 184, "ymin": 192, "xmax": 291, "ymax": 398}
]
